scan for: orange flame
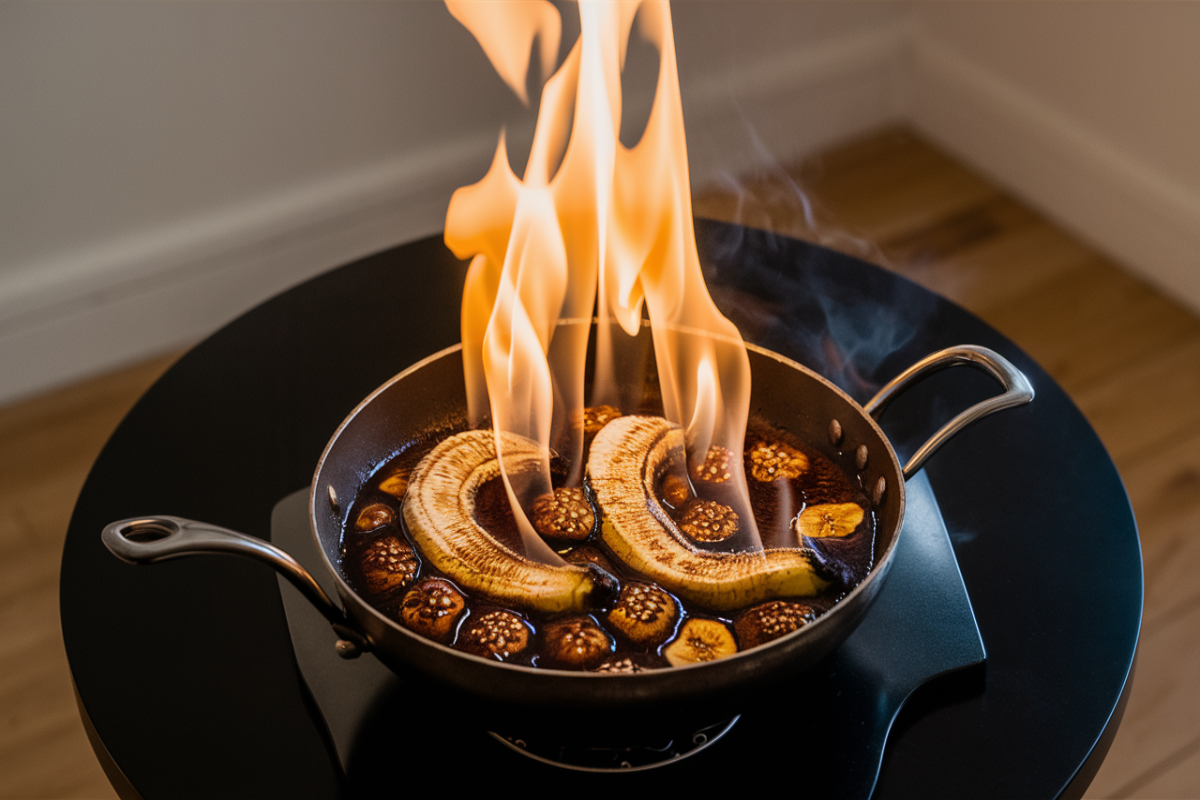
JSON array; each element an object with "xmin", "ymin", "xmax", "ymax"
[{"xmin": 445, "ymin": 0, "xmax": 759, "ymax": 557}]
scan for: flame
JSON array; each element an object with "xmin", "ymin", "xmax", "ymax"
[{"xmin": 444, "ymin": 0, "xmax": 759, "ymax": 557}]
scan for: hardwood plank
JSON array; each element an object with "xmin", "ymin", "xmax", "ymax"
[
  {"xmin": 0, "ymin": 351, "xmax": 179, "ymax": 800},
  {"xmin": 0, "ymin": 349, "xmax": 181, "ymax": 445},
  {"xmin": 0, "ymin": 543, "xmax": 59, "ymax": 618},
  {"xmin": 1087, "ymin": 603, "xmax": 1200, "ymax": 799},
  {"xmin": 912, "ymin": 217, "xmax": 1098, "ymax": 313},
  {"xmin": 980, "ymin": 258, "xmax": 1200, "ymax": 395},
  {"xmin": 0, "ymin": 349, "xmax": 184, "ymax": 547},
  {"xmin": 0, "ymin": 548, "xmax": 117, "ymax": 800},
  {"xmin": 694, "ymin": 126, "xmax": 1004, "ymax": 271},
  {"xmin": 875, "ymin": 203, "xmax": 1094, "ymax": 321},
  {"xmin": 790, "ymin": 127, "xmax": 1000, "ymax": 243},
  {"xmin": 1071, "ymin": 335, "xmax": 1200, "ymax": 468},
  {"xmin": 0, "ymin": 468, "xmax": 93, "ymax": 553},
  {"xmin": 0, "ymin": 503, "xmax": 36, "ymax": 556},
  {"xmin": 876, "ymin": 194, "xmax": 1037, "ymax": 268},
  {"xmin": 1120, "ymin": 426, "xmax": 1200, "ymax": 634},
  {"xmin": 1120, "ymin": 735, "xmax": 1200, "ymax": 799},
  {"xmin": 0, "ymin": 719, "xmax": 119, "ymax": 800}
]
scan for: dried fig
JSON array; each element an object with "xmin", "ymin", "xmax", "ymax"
[
  {"xmin": 659, "ymin": 470, "xmax": 693, "ymax": 510},
  {"xmin": 354, "ymin": 502, "xmax": 396, "ymax": 532},
  {"xmin": 400, "ymin": 578, "xmax": 465, "ymax": 643},
  {"xmin": 595, "ymin": 657, "xmax": 648, "ymax": 674},
  {"xmin": 377, "ymin": 467, "xmax": 411, "ymax": 499},
  {"xmin": 359, "ymin": 534, "xmax": 419, "ymax": 596},
  {"xmin": 562, "ymin": 544, "xmax": 619, "ymax": 576},
  {"xmin": 734, "ymin": 600, "xmax": 815, "ymax": 649},
  {"xmin": 579, "ymin": 405, "xmax": 622, "ymax": 437},
  {"xmin": 746, "ymin": 440, "xmax": 808, "ymax": 482},
  {"xmin": 540, "ymin": 616, "xmax": 614, "ymax": 670},
  {"xmin": 530, "ymin": 487, "xmax": 595, "ymax": 541},
  {"xmin": 607, "ymin": 582, "xmax": 678, "ymax": 647},
  {"xmin": 691, "ymin": 445, "xmax": 734, "ymax": 485},
  {"xmin": 458, "ymin": 609, "xmax": 532, "ymax": 661},
  {"xmin": 679, "ymin": 500, "xmax": 739, "ymax": 543}
]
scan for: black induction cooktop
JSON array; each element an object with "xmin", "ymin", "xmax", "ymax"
[{"xmin": 62, "ymin": 220, "xmax": 1141, "ymax": 799}]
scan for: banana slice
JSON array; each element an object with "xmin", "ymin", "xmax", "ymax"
[
  {"xmin": 588, "ymin": 416, "xmax": 830, "ymax": 612},
  {"xmin": 664, "ymin": 619, "xmax": 738, "ymax": 665},
  {"xmin": 794, "ymin": 502, "xmax": 864, "ymax": 539},
  {"xmin": 403, "ymin": 430, "xmax": 612, "ymax": 615}
]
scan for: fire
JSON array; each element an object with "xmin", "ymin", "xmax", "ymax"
[{"xmin": 444, "ymin": 0, "xmax": 758, "ymax": 558}]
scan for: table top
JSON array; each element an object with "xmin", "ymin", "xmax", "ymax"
[{"xmin": 62, "ymin": 220, "xmax": 1142, "ymax": 799}]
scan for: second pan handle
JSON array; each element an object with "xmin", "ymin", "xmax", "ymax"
[{"xmin": 865, "ymin": 345, "xmax": 1034, "ymax": 480}]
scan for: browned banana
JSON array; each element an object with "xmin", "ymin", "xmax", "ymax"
[
  {"xmin": 403, "ymin": 430, "xmax": 612, "ymax": 614},
  {"xmin": 588, "ymin": 416, "xmax": 829, "ymax": 611}
]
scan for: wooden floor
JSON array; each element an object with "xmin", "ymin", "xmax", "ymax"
[{"xmin": 2, "ymin": 126, "xmax": 1198, "ymax": 798}]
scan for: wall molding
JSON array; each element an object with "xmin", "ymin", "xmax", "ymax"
[{"xmin": 907, "ymin": 34, "xmax": 1200, "ymax": 318}]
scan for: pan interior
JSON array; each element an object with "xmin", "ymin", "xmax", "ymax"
[
  {"xmin": 314, "ymin": 321, "xmax": 900, "ymax": 572},
  {"xmin": 311, "ymin": 321, "xmax": 902, "ymax": 682}
]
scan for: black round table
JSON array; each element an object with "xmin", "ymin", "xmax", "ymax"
[{"xmin": 62, "ymin": 220, "xmax": 1141, "ymax": 799}]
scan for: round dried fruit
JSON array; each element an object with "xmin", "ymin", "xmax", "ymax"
[
  {"xmin": 659, "ymin": 470, "xmax": 692, "ymax": 510},
  {"xmin": 595, "ymin": 657, "xmax": 646, "ymax": 674},
  {"xmin": 562, "ymin": 544, "xmax": 619, "ymax": 576},
  {"xmin": 530, "ymin": 487, "xmax": 595, "ymax": 541},
  {"xmin": 691, "ymin": 445, "xmax": 734, "ymax": 484},
  {"xmin": 607, "ymin": 582, "xmax": 678, "ymax": 647},
  {"xmin": 359, "ymin": 534, "xmax": 419, "ymax": 596},
  {"xmin": 540, "ymin": 616, "xmax": 614, "ymax": 670},
  {"xmin": 663, "ymin": 619, "xmax": 737, "ymax": 666},
  {"xmin": 458, "ymin": 609, "xmax": 532, "ymax": 661},
  {"xmin": 734, "ymin": 600, "xmax": 815, "ymax": 649},
  {"xmin": 400, "ymin": 578, "xmax": 466, "ymax": 643},
  {"xmin": 746, "ymin": 440, "xmax": 809, "ymax": 482},
  {"xmin": 354, "ymin": 502, "xmax": 396, "ymax": 532},
  {"xmin": 579, "ymin": 405, "xmax": 622, "ymax": 437},
  {"xmin": 377, "ymin": 467, "xmax": 411, "ymax": 499},
  {"xmin": 794, "ymin": 502, "xmax": 864, "ymax": 539},
  {"xmin": 679, "ymin": 500, "xmax": 739, "ymax": 543}
]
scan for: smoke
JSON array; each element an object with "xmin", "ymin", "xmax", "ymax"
[
  {"xmin": 692, "ymin": 104, "xmax": 937, "ymax": 399},
  {"xmin": 697, "ymin": 214, "xmax": 938, "ymax": 402}
]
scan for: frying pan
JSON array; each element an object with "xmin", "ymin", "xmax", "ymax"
[{"xmin": 102, "ymin": 322, "xmax": 1031, "ymax": 744}]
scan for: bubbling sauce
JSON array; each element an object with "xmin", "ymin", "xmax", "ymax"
[{"xmin": 340, "ymin": 410, "xmax": 875, "ymax": 671}]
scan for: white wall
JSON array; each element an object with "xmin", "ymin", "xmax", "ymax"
[
  {"xmin": 2, "ymin": 2, "xmax": 1199, "ymax": 405},
  {"xmin": 0, "ymin": 1, "xmax": 905, "ymax": 404}
]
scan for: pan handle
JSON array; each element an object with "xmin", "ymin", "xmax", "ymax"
[
  {"xmin": 864, "ymin": 345, "xmax": 1034, "ymax": 480},
  {"xmin": 102, "ymin": 515, "xmax": 369, "ymax": 657}
]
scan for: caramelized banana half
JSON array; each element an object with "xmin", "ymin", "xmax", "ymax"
[
  {"xmin": 588, "ymin": 416, "xmax": 830, "ymax": 612},
  {"xmin": 403, "ymin": 430, "xmax": 609, "ymax": 615}
]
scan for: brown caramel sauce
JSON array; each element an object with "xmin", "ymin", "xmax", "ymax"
[{"xmin": 341, "ymin": 413, "xmax": 875, "ymax": 670}]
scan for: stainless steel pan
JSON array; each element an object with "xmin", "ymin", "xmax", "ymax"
[{"xmin": 102, "ymin": 325, "xmax": 1031, "ymax": 743}]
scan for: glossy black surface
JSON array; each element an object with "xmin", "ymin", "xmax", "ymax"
[{"xmin": 62, "ymin": 221, "xmax": 1141, "ymax": 798}]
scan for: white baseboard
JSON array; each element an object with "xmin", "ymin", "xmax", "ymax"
[
  {"xmin": 0, "ymin": 190, "xmax": 448, "ymax": 405},
  {"xmin": 908, "ymin": 35, "xmax": 1200, "ymax": 318},
  {"xmin": 0, "ymin": 23, "xmax": 909, "ymax": 406},
  {"xmin": 0, "ymin": 129, "xmax": 504, "ymax": 405}
]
